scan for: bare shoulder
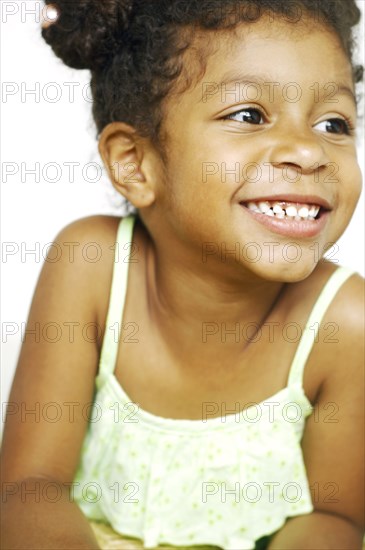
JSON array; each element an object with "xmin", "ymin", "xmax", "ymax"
[
  {"xmin": 54, "ymin": 215, "xmax": 123, "ymax": 323},
  {"xmin": 51, "ymin": 213, "xmax": 122, "ymax": 278},
  {"xmin": 300, "ymin": 262, "xmax": 364, "ymax": 531},
  {"xmin": 299, "ymin": 260, "xmax": 365, "ymax": 405},
  {"xmin": 55, "ymin": 214, "xmax": 122, "ymax": 247},
  {"xmin": 292, "ymin": 260, "xmax": 364, "ymax": 346},
  {"xmin": 320, "ymin": 261, "xmax": 364, "ymax": 323},
  {"xmin": 283, "ymin": 260, "xmax": 364, "ymax": 383},
  {"xmin": 315, "ymin": 262, "xmax": 364, "ymax": 369}
]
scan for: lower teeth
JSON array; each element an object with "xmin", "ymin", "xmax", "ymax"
[
  {"xmin": 249, "ymin": 207, "xmax": 316, "ymax": 220},
  {"xmin": 266, "ymin": 210, "xmax": 315, "ymax": 220}
]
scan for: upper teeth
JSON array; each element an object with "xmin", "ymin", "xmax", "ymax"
[{"xmin": 246, "ymin": 201, "xmax": 320, "ymax": 220}]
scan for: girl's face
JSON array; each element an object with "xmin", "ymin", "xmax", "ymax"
[{"xmin": 154, "ymin": 16, "xmax": 362, "ymax": 282}]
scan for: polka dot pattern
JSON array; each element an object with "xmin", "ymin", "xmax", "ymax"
[{"xmin": 72, "ymin": 379, "xmax": 314, "ymax": 549}]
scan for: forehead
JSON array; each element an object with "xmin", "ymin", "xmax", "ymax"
[
  {"xmin": 170, "ymin": 15, "xmax": 353, "ymax": 104},
  {"xmin": 211, "ymin": 19, "xmax": 350, "ymax": 80}
]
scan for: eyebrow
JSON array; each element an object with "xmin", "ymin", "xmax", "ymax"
[
  {"xmin": 206, "ymin": 71, "xmax": 357, "ymax": 106},
  {"xmin": 209, "ymin": 72, "xmax": 276, "ymax": 95},
  {"xmin": 336, "ymin": 85, "xmax": 357, "ymax": 106},
  {"xmin": 219, "ymin": 71, "xmax": 275, "ymax": 86}
]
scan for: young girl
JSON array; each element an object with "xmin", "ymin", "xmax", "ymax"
[{"xmin": 1, "ymin": 1, "xmax": 364, "ymax": 549}]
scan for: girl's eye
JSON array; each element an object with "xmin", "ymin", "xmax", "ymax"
[
  {"xmin": 314, "ymin": 118, "xmax": 355, "ymax": 136},
  {"xmin": 224, "ymin": 108, "xmax": 265, "ymax": 125}
]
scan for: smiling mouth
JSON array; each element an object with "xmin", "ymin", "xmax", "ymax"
[{"xmin": 240, "ymin": 200, "xmax": 324, "ymax": 221}]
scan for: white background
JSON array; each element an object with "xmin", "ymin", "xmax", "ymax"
[{"xmin": 1, "ymin": 1, "xmax": 364, "ymax": 421}]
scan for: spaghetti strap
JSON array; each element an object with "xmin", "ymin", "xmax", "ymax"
[
  {"xmin": 97, "ymin": 229, "xmax": 355, "ymax": 390},
  {"xmin": 287, "ymin": 266, "xmax": 356, "ymax": 388},
  {"xmin": 97, "ymin": 215, "xmax": 137, "ymax": 382}
]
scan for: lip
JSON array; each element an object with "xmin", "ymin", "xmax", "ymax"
[
  {"xmin": 240, "ymin": 204, "xmax": 331, "ymax": 238},
  {"xmin": 240, "ymin": 194, "xmax": 333, "ymax": 210}
]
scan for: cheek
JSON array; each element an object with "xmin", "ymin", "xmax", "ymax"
[
  {"xmin": 330, "ymin": 160, "xmax": 363, "ymax": 239},
  {"xmin": 164, "ymin": 134, "xmax": 253, "ymax": 205},
  {"xmin": 164, "ymin": 149, "xmax": 231, "ymax": 213},
  {"xmin": 339, "ymin": 161, "xmax": 363, "ymax": 212},
  {"xmin": 159, "ymin": 150, "xmax": 237, "ymax": 248}
]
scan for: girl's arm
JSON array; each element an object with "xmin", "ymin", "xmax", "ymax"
[
  {"xmin": 268, "ymin": 273, "xmax": 365, "ymax": 550},
  {"xmin": 1, "ymin": 216, "xmax": 119, "ymax": 549},
  {"xmin": 2, "ymin": 476, "xmax": 100, "ymax": 549},
  {"xmin": 267, "ymin": 511, "xmax": 363, "ymax": 549}
]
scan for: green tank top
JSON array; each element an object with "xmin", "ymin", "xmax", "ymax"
[{"xmin": 72, "ymin": 214, "xmax": 355, "ymax": 550}]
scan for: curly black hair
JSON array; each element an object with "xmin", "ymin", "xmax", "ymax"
[{"xmin": 42, "ymin": 0, "xmax": 363, "ymax": 151}]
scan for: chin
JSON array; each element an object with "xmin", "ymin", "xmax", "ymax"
[{"xmin": 248, "ymin": 258, "xmax": 319, "ymax": 283}]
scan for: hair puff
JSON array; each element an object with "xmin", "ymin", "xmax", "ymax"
[{"xmin": 42, "ymin": 0, "xmax": 133, "ymax": 71}]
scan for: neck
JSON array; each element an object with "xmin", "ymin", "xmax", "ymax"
[{"xmin": 144, "ymin": 227, "xmax": 285, "ymax": 364}]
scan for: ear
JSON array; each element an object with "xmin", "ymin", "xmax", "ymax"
[{"xmin": 98, "ymin": 122, "xmax": 157, "ymax": 209}]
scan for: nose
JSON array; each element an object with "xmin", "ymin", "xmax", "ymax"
[{"xmin": 267, "ymin": 118, "xmax": 331, "ymax": 175}]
